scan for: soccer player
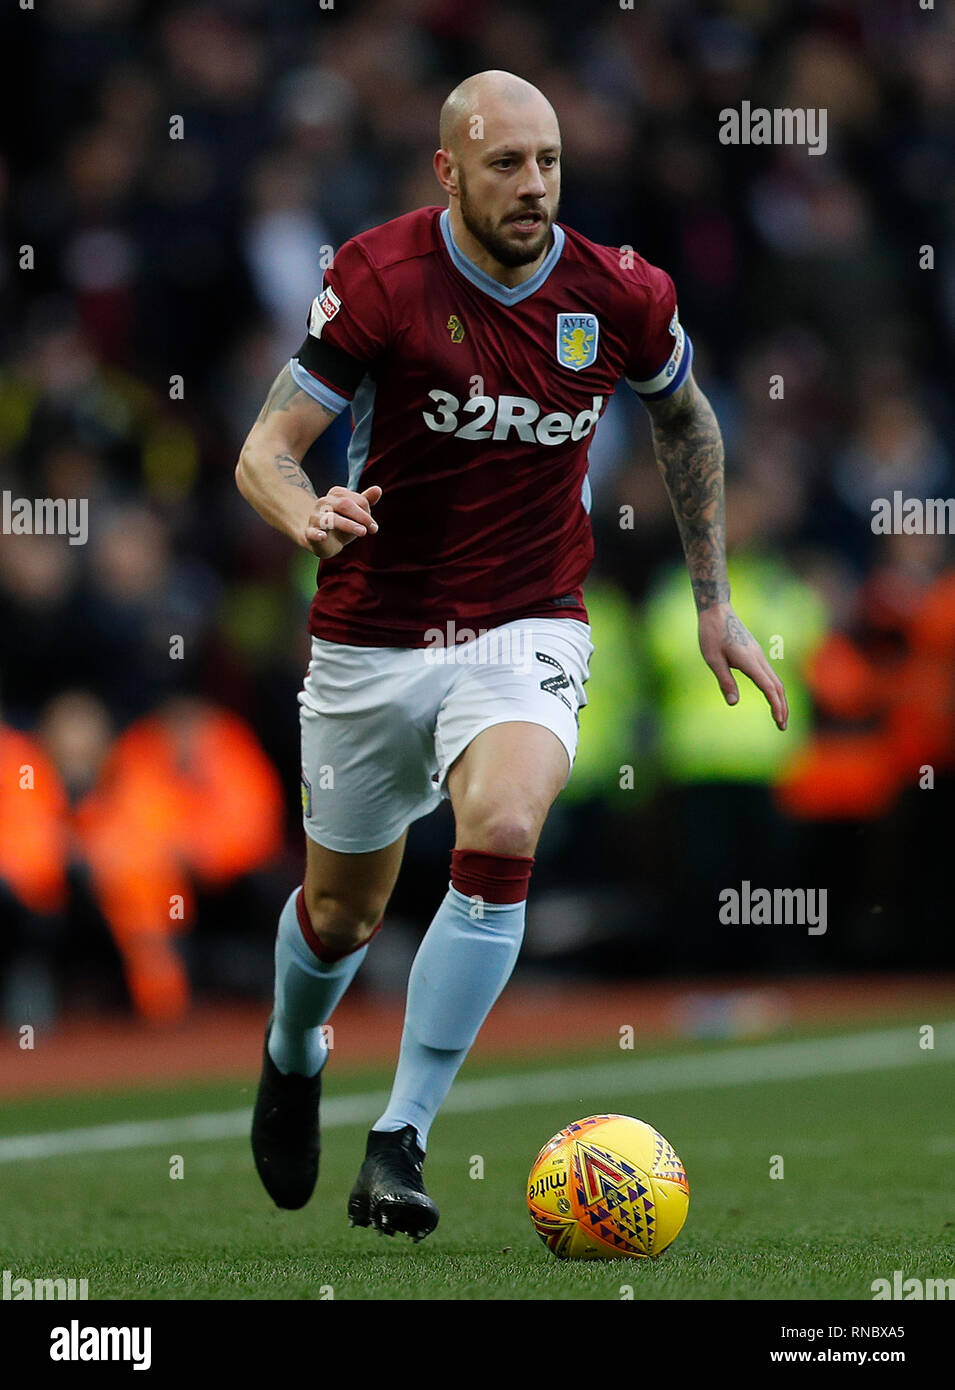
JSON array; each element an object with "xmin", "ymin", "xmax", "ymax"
[{"xmin": 236, "ymin": 70, "xmax": 788, "ymax": 1242}]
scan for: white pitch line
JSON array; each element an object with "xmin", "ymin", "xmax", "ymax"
[{"xmin": 0, "ymin": 1022, "xmax": 951, "ymax": 1165}]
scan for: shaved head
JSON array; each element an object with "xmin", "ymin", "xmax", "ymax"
[
  {"xmin": 435, "ymin": 71, "xmax": 561, "ymax": 276},
  {"xmin": 439, "ymin": 70, "xmax": 557, "ymax": 157}
]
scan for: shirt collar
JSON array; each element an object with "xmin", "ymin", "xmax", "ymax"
[{"xmin": 439, "ymin": 207, "xmax": 565, "ymax": 306}]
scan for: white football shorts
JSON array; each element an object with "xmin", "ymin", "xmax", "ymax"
[{"xmin": 298, "ymin": 617, "xmax": 593, "ymax": 853}]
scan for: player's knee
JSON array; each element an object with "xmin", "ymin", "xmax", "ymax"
[
  {"xmin": 455, "ymin": 801, "xmax": 541, "ymax": 858},
  {"xmin": 302, "ymin": 889, "xmax": 383, "ymax": 953}
]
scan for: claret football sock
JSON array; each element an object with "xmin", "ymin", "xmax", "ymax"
[
  {"xmin": 267, "ymin": 887, "xmax": 377, "ymax": 1077},
  {"xmin": 372, "ymin": 850, "xmax": 533, "ymax": 1148}
]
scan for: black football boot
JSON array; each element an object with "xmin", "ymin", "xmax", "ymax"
[
  {"xmin": 250, "ymin": 1019, "xmax": 321, "ymax": 1210},
  {"xmin": 347, "ymin": 1125, "xmax": 439, "ymax": 1242}
]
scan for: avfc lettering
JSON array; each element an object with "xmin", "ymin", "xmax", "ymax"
[{"xmin": 422, "ymin": 388, "xmax": 604, "ymax": 447}]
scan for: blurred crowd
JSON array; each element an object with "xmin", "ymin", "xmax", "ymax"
[{"xmin": 1, "ymin": 0, "xmax": 953, "ymax": 1024}]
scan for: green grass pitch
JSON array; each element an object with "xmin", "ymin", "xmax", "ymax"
[{"xmin": 1, "ymin": 1021, "xmax": 953, "ymax": 1300}]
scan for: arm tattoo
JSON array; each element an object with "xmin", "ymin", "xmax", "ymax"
[
  {"xmin": 274, "ymin": 453, "xmax": 317, "ymax": 496},
  {"xmin": 256, "ymin": 364, "xmax": 337, "ymax": 427},
  {"xmin": 256, "ymin": 364, "xmax": 308, "ymax": 422},
  {"xmin": 645, "ymin": 377, "xmax": 731, "ymax": 613}
]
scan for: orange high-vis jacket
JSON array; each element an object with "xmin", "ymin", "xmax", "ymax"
[
  {"xmin": 904, "ymin": 570, "xmax": 955, "ymax": 772},
  {"xmin": 0, "ymin": 726, "xmax": 69, "ymax": 916},
  {"xmin": 774, "ymin": 632, "xmax": 905, "ymax": 820},
  {"xmin": 75, "ymin": 704, "xmax": 284, "ymax": 1022},
  {"xmin": 776, "ymin": 570, "xmax": 955, "ymax": 820}
]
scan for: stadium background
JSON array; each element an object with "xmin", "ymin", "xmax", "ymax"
[{"xmin": 1, "ymin": 0, "xmax": 953, "ymax": 1068}]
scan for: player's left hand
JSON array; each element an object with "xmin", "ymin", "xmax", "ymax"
[
  {"xmin": 698, "ymin": 602, "xmax": 788, "ymax": 731},
  {"xmin": 305, "ymin": 484, "xmax": 382, "ymax": 559}
]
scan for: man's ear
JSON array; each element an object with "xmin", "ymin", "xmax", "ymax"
[{"xmin": 433, "ymin": 148, "xmax": 457, "ymax": 197}]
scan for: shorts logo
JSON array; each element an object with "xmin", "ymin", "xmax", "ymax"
[
  {"xmin": 308, "ymin": 287, "xmax": 341, "ymax": 338},
  {"xmin": 668, "ymin": 309, "xmax": 679, "ymax": 337},
  {"xmin": 301, "ymin": 771, "xmax": 312, "ymax": 818},
  {"xmin": 536, "ymin": 651, "xmax": 573, "ymax": 710},
  {"xmin": 557, "ymin": 313, "xmax": 599, "ymax": 371}
]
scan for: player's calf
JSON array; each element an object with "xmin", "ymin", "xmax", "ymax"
[{"xmin": 252, "ymin": 885, "xmax": 382, "ymax": 1210}]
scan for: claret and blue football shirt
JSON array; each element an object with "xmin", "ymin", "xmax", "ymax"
[{"xmin": 291, "ymin": 206, "xmax": 692, "ymax": 646}]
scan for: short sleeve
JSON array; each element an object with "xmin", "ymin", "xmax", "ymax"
[
  {"xmin": 622, "ymin": 265, "xmax": 693, "ymax": 402},
  {"xmin": 290, "ymin": 239, "xmax": 392, "ymax": 415}
]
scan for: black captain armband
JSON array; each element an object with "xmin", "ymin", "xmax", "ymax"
[{"xmin": 294, "ymin": 333, "xmax": 367, "ymax": 396}]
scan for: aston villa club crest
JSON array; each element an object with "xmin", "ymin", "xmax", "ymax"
[{"xmin": 556, "ymin": 313, "xmax": 599, "ymax": 371}]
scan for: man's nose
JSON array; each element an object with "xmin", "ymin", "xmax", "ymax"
[{"xmin": 516, "ymin": 161, "xmax": 547, "ymax": 199}]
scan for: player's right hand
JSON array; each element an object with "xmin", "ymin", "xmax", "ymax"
[{"xmin": 304, "ymin": 484, "xmax": 382, "ymax": 559}]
